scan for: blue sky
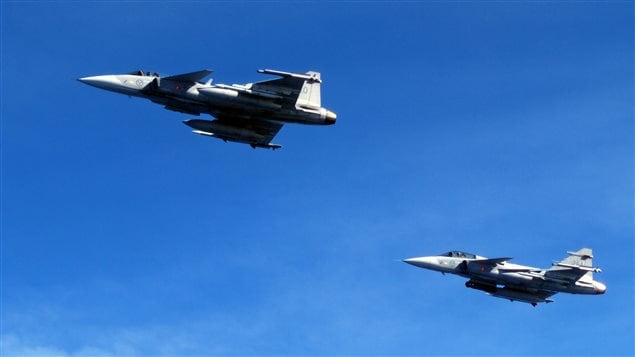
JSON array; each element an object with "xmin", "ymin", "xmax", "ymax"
[{"xmin": 1, "ymin": 2, "xmax": 633, "ymax": 356}]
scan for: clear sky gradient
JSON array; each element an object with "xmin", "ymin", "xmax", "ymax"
[{"xmin": 1, "ymin": 2, "xmax": 633, "ymax": 356}]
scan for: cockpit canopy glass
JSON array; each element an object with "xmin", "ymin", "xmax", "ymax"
[
  {"xmin": 128, "ymin": 70, "xmax": 160, "ymax": 77},
  {"xmin": 440, "ymin": 251, "xmax": 476, "ymax": 259}
]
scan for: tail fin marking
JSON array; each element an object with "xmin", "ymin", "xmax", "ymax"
[{"xmin": 296, "ymin": 71, "xmax": 321, "ymax": 109}]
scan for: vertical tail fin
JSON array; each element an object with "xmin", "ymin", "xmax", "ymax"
[
  {"xmin": 560, "ymin": 248, "xmax": 593, "ymax": 267},
  {"xmin": 557, "ymin": 248, "xmax": 595, "ymax": 282},
  {"xmin": 295, "ymin": 71, "xmax": 321, "ymax": 109}
]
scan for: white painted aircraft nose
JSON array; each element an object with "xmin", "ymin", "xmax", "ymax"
[
  {"xmin": 403, "ymin": 258, "xmax": 419, "ymax": 266},
  {"xmin": 403, "ymin": 257, "xmax": 434, "ymax": 269},
  {"xmin": 78, "ymin": 75, "xmax": 120, "ymax": 90}
]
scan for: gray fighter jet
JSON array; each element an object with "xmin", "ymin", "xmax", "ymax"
[
  {"xmin": 404, "ymin": 248, "xmax": 606, "ymax": 306},
  {"xmin": 79, "ymin": 69, "xmax": 336, "ymax": 149}
]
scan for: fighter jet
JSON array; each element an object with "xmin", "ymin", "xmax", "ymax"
[
  {"xmin": 403, "ymin": 248, "xmax": 606, "ymax": 306},
  {"xmin": 78, "ymin": 69, "xmax": 336, "ymax": 149}
]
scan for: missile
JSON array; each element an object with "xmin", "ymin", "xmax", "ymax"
[
  {"xmin": 552, "ymin": 262, "xmax": 602, "ymax": 272},
  {"xmin": 466, "ymin": 281, "xmax": 553, "ymax": 306},
  {"xmin": 183, "ymin": 119, "xmax": 264, "ymax": 142},
  {"xmin": 191, "ymin": 130, "xmax": 215, "ymax": 137},
  {"xmin": 185, "ymin": 121, "xmax": 282, "ymax": 150},
  {"xmin": 197, "ymin": 86, "xmax": 238, "ymax": 98},
  {"xmin": 465, "ymin": 280, "xmax": 497, "ymax": 293},
  {"xmin": 215, "ymin": 83, "xmax": 283, "ymax": 100},
  {"xmin": 257, "ymin": 69, "xmax": 321, "ymax": 83},
  {"xmin": 197, "ymin": 87, "xmax": 281, "ymax": 111},
  {"xmin": 487, "ymin": 288, "xmax": 554, "ymax": 305}
]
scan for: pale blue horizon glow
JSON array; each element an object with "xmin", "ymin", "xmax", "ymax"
[{"xmin": 1, "ymin": 2, "xmax": 633, "ymax": 356}]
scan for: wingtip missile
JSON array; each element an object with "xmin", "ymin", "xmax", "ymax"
[{"xmin": 257, "ymin": 69, "xmax": 322, "ymax": 83}]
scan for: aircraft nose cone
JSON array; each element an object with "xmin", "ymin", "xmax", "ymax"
[
  {"xmin": 78, "ymin": 75, "xmax": 103, "ymax": 86},
  {"xmin": 78, "ymin": 75, "xmax": 120, "ymax": 90},
  {"xmin": 403, "ymin": 258, "xmax": 418, "ymax": 266},
  {"xmin": 403, "ymin": 257, "xmax": 434, "ymax": 269}
]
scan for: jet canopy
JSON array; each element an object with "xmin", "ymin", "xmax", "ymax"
[
  {"xmin": 128, "ymin": 70, "xmax": 160, "ymax": 77},
  {"xmin": 441, "ymin": 251, "xmax": 477, "ymax": 259}
]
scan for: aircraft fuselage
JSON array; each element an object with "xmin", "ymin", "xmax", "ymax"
[
  {"xmin": 404, "ymin": 249, "xmax": 606, "ymax": 306},
  {"xmin": 79, "ymin": 73, "xmax": 336, "ymax": 125}
]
